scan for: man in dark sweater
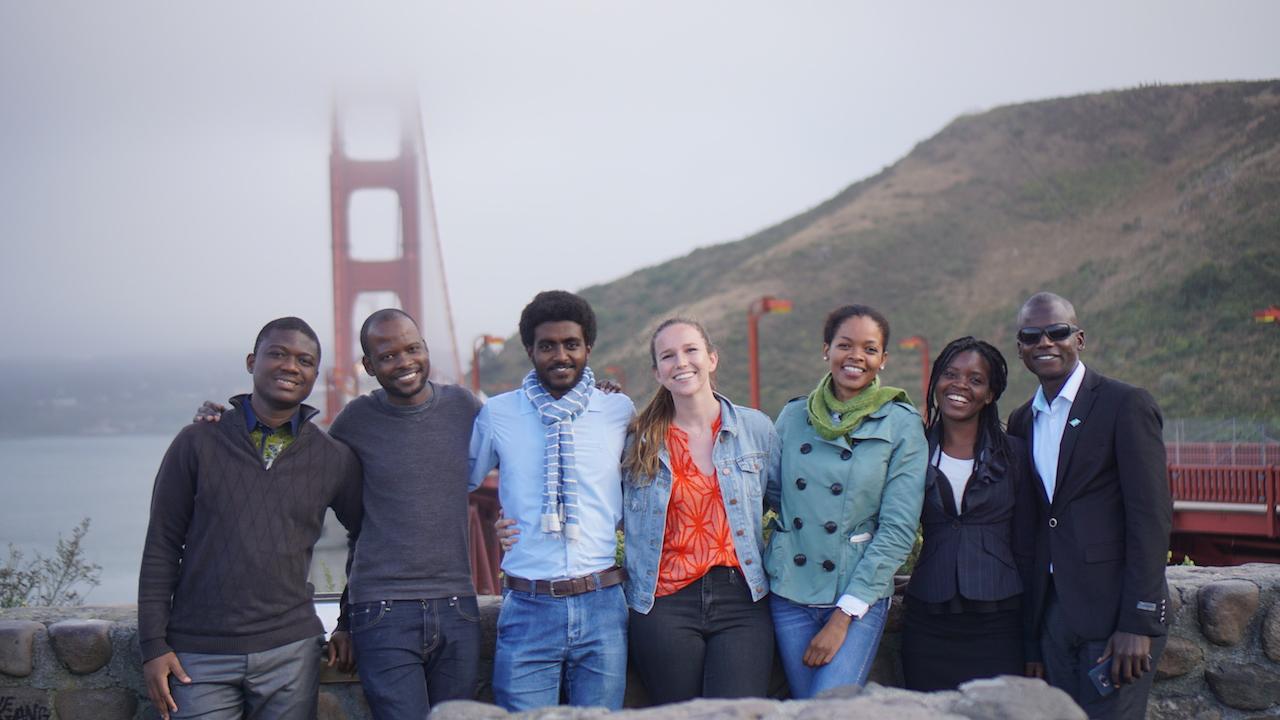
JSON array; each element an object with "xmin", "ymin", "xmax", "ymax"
[
  {"xmin": 139, "ymin": 317, "xmax": 363, "ymax": 720},
  {"xmin": 328, "ymin": 309, "xmax": 483, "ymax": 717},
  {"xmin": 194, "ymin": 308, "xmax": 484, "ymax": 718}
]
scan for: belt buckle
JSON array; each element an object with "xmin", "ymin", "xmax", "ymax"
[{"xmin": 549, "ymin": 579, "xmax": 569, "ymax": 598}]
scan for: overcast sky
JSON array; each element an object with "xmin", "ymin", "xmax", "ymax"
[{"xmin": 3, "ymin": 1, "xmax": 1278, "ymax": 381}]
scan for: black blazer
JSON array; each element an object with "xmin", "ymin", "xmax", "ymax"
[
  {"xmin": 1008, "ymin": 368, "xmax": 1171, "ymax": 643},
  {"xmin": 906, "ymin": 430, "xmax": 1036, "ymax": 605}
]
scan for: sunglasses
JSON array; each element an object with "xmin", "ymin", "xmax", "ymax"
[{"xmin": 1017, "ymin": 323, "xmax": 1080, "ymax": 345}]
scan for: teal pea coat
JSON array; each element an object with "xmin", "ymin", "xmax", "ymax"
[{"xmin": 763, "ymin": 396, "xmax": 927, "ymax": 606}]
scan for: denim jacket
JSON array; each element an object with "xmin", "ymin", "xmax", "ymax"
[
  {"xmin": 764, "ymin": 397, "xmax": 927, "ymax": 606},
  {"xmin": 622, "ymin": 393, "xmax": 782, "ymax": 614}
]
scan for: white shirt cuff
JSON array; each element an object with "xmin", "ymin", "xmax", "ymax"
[{"xmin": 836, "ymin": 594, "xmax": 870, "ymax": 619}]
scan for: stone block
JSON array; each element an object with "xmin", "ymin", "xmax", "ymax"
[
  {"xmin": 1198, "ymin": 579, "xmax": 1260, "ymax": 646},
  {"xmin": 1155, "ymin": 635, "xmax": 1203, "ymax": 680},
  {"xmin": 1205, "ymin": 661, "xmax": 1280, "ymax": 711},
  {"xmin": 886, "ymin": 594, "xmax": 906, "ymax": 633},
  {"xmin": 432, "ymin": 699, "xmax": 510, "ymax": 720},
  {"xmin": 0, "ymin": 620, "xmax": 43, "ymax": 677},
  {"xmin": 1263, "ymin": 600, "xmax": 1280, "ymax": 663},
  {"xmin": 317, "ymin": 690, "xmax": 349, "ymax": 720},
  {"xmin": 952, "ymin": 675, "xmax": 1086, "ymax": 720},
  {"xmin": 1167, "ymin": 585, "xmax": 1184, "ymax": 621},
  {"xmin": 1147, "ymin": 693, "xmax": 1222, "ymax": 720},
  {"xmin": 48, "ymin": 618, "xmax": 114, "ymax": 674},
  {"xmin": 54, "ymin": 688, "xmax": 138, "ymax": 720},
  {"xmin": 0, "ymin": 688, "xmax": 52, "ymax": 720}
]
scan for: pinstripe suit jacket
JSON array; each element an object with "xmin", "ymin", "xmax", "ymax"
[{"xmin": 905, "ymin": 431, "xmax": 1036, "ymax": 604}]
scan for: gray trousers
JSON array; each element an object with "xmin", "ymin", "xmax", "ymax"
[
  {"xmin": 1041, "ymin": 587, "xmax": 1166, "ymax": 720},
  {"xmin": 171, "ymin": 635, "xmax": 324, "ymax": 720}
]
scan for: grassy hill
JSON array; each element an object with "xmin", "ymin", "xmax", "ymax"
[{"xmin": 479, "ymin": 81, "xmax": 1280, "ymax": 434}]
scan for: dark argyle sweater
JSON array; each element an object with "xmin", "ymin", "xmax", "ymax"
[{"xmin": 138, "ymin": 396, "xmax": 363, "ymax": 661}]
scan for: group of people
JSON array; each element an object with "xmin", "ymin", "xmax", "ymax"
[{"xmin": 137, "ymin": 288, "xmax": 1172, "ymax": 720}]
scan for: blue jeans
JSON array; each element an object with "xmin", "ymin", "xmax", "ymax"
[
  {"xmin": 770, "ymin": 595, "xmax": 890, "ymax": 699},
  {"xmin": 493, "ymin": 585, "xmax": 628, "ymax": 712},
  {"xmin": 349, "ymin": 596, "xmax": 481, "ymax": 719}
]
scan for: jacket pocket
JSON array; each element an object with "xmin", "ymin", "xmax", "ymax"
[
  {"xmin": 981, "ymin": 531, "xmax": 1018, "ymax": 570},
  {"xmin": 736, "ymin": 452, "xmax": 766, "ymax": 497},
  {"xmin": 1084, "ymin": 540, "xmax": 1125, "ymax": 563}
]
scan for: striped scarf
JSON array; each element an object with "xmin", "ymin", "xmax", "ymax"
[{"xmin": 523, "ymin": 366, "xmax": 595, "ymax": 541}]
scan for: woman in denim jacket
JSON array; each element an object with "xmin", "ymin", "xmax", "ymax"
[
  {"xmin": 763, "ymin": 304, "xmax": 927, "ymax": 698},
  {"xmin": 621, "ymin": 318, "xmax": 782, "ymax": 703}
]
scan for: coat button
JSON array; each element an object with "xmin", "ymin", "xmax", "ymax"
[
  {"xmin": 793, "ymin": 517, "xmax": 805, "ymax": 530},
  {"xmin": 729, "ymin": 498, "xmax": 738, "ymax": 505},
  {"xmin": 744, "ymin": 559, "xmax": 753, "ymax": 565},
  {"xmin": 736, "ymin": 529, "xmax": 745, "ymax": 537},
  {"xmin": 831, "ymin": 483, "xmax": 844, "ymax": 495},
  {"xmin": 952, "ymin": 520, "xmax": 961, "ymax": 529},
  {"xmin": 824, "ymin": 521, "xmax": 838, "ymax": 534},
  {"xmin": 800, "ymin": 443, "xmax": 812, "ymax": 454},
  {"xmin": 796, "ymin": 477, "xmax": 807, "ymax": 490},
  {"xmin": 794, "ymin": 554, "xmax": 807, "ymax": 566},
  {"xmin": 1048, "ymin": 517, "xmax": 1058, "ymax": 528},
  {"xmin": 840, "ymin": 449, "xmax": 852, "ymax": 461},
  {"xmin": 822, "ymin": 560, "xmax": 835, "ymax": 572}
]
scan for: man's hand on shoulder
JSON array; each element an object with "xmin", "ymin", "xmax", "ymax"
[
  {"xmin": 1100, "ymin": 630, "xmax": 1152, "ymax": 686},
  {"xmin": 192, "ymin": 401, "xmax": 226, "ymax": 423},
  {"xmin": 597, "ymin": 379, "xmax": 624, "ymax": 395},
  {"xmin": 143, "ymin": 651, "xmax": 190, "ymax": 720}
]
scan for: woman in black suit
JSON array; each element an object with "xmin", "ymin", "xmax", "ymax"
[{"xmin": 901, "ymin": 337, "xmax": 1036, "ymax": 691}]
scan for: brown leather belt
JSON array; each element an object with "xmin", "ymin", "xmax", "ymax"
[{"xmin": 503, "ymin": 566, "xmax": 627, "ymax": 597}]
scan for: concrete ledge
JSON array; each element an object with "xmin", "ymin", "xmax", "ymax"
[{"xmin": 5, "ymin": 565, "xmax": 1280, "ymax": 718}]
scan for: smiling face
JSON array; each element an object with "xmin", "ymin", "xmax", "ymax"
[
  {"xmin": 824, "ymin": 314, "xmax": 887, "ymax": 401},
  {"xmin": 934, "ymin": 349, "xmax": 994, "ymax": 426},
  {"xmin": 652, "ymin": 322, "xmax": 718, "ymax": 400},
  {"xmin": 362, "ymin": 314, "xmax": 431, "ymax": 405},
  {"xmin": 1016, "ymin": 298, "xmax": 1084, "ymax": 394},
  {"xmin": 247, "ymin": 329, "xmax": 320, "ymax": 412},
  {"xmin": 527, "ymin": 320, "xmax": 591, "ymax": 398}
]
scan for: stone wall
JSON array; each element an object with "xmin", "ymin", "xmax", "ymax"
[{"xmin": 4, "ymin": 564, "xmax": 1280, "ymax": 719}]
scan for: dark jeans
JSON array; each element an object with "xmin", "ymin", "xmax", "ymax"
[
  {"xmin": 1041, "ymin": 584, "xmax": 1167, "ymax": 720},
  {"xmin": 628, "ymin": 566, "xmax": 774, "ymax": 704},
  {"xmin": 349, "ymin": 596, "xmax": 481, "ymax": 719}
]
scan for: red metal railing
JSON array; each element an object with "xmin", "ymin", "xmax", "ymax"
[
  {"xmin": 1166, "ymin": 442, "xmax": 1280, "ymax": 467},
  {"xmin": 1168, "ymin": 464, "xmax": 1280, "ymax": 539}
]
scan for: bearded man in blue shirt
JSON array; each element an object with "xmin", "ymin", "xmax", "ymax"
[{"xmin": 469, "ymin": 290, "xmax": 634, "ymax": 712}]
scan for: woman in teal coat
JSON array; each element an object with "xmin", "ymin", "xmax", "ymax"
[{"xmin": 764, "ymin": 304, "xmax": 927, "ymax": 698}]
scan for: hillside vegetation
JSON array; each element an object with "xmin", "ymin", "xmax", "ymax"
[{"xmin": 480, "ymin": 81, "xmax": 1280, "ymax": 432}]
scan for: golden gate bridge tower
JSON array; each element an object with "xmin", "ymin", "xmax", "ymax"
[{"xmin": 325, "ymin": 97, "xmax": 463, "ymax": 424}]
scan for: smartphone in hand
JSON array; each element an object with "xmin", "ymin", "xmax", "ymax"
[{"xmin": 1088, "ymin": 658, "xmax": 1115, "ymax": 697}]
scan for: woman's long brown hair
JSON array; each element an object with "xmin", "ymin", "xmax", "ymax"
[{"xmin": 622, "ymin": 318, "xmax": 717, "ymax": 479}]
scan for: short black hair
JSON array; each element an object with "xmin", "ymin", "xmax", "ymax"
[
  {"xmin": 254, "ymin": 317, "xmax": 321, "ymax": 358},
  {"xmin": 359, "ymin": 308, "xmax": 418, "ymax": 357},
  {"xmin": 518, "ymin": 290, "xmax": 597, "ymax": 349},
  {"xmin": 1018, "ymin": 292, "xmax": 1078, "ymax": 325},
  {"xmin": 822, "ymin": 304, "xmax": 891, "ymax": 347}
]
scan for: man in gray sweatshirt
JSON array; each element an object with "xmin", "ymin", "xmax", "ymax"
[{"xmin": 329, "ymin": 309, "xmax": 483, "ymax": 717}]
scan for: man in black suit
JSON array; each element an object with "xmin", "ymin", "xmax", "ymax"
[{"xmin": 1007, "ymin": 292, "xmax": 1171, "ymax": 720}]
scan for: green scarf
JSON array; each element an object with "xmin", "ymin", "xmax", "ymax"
[{"xmin": 806, "ymin": 373, "xmax": 911, "ymax": 441}]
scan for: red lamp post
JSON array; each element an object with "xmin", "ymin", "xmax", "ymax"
[
  {"xmin": 898, "ymin": 335, "xmax": 931, "ymax": 412},
  {"xmin": 1254, "ymin": 306, "xmax": 1280, "ymax": 325},
  {"xmin": 748, "ymin": 295, "xmax": 793, "ymax": 409},
  {"xmin": 471, "ymin": 334, "xmax": 506, "ymax": 393}
]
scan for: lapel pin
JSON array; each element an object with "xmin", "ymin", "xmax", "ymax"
[{"xmin": 1069, "ymin": 418, "xmax": 1082, "ymax": 427}]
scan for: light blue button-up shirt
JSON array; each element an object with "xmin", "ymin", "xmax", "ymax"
[
  {"xmin": 469, "ymin": 385, "xmax": 633, "ymax": 581},
  {"xmin": 1030, "ymin": 361, "xmax": 1087, "ymax": 502}
]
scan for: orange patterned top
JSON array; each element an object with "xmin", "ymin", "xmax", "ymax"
[{"xmin": 655, "ymin": 418, "xmax": 739, "ymax": 597}]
